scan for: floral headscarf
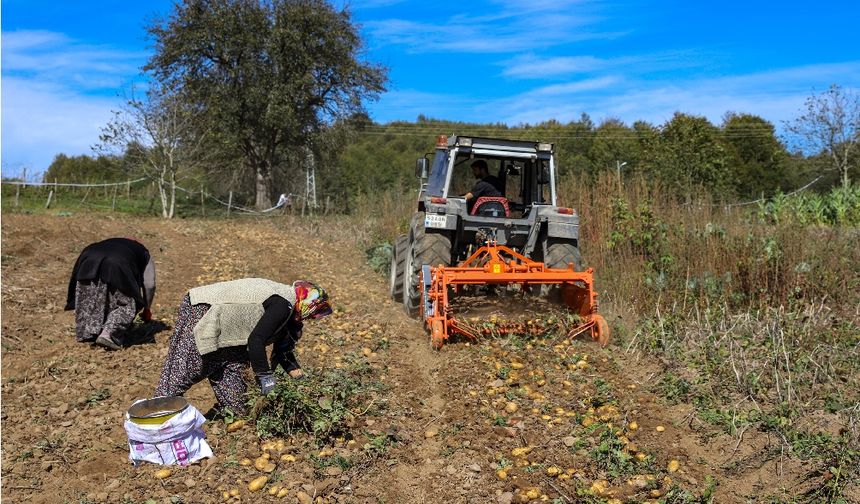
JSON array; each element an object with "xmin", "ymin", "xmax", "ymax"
[{"xmin": 293, "ymin": 281, "xmax": 333, "ymax": 320}]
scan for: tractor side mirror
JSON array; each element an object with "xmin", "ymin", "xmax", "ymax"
[{"xmin": 415, "ymin": 157, "xmax": 429, "ymax": 179}]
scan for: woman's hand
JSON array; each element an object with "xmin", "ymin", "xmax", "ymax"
[
  {"xmin": 258, "ymin": 373, "xmax": 277, "ymax": 395},
  {"xmin": 288, "ymin": 368, "xmax": 305, "ymax": 379}
]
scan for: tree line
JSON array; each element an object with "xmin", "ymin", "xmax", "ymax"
[{"xmin": 37, "ymin": 0, "xmax": 860, "ymax": 217}]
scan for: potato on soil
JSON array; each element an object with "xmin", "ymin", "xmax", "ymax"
[
  {"xmin": 154, "ymin": 468, "xmax": 172, "ymax": 479},
  {"xmin": 248, "ymin": 475, "xmax": 268, "ymax": 492},
  {"xmin": 227, "ymin": 419, "xmax": 246, "ymax": 432}
]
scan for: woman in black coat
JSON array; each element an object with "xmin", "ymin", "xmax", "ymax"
[{"xmin": 65, "ymin": 237, "xmax": 156, "ymax": 349}]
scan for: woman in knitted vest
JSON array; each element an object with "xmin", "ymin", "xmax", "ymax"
[{"xmin": 154, "ymin": 278, "xmax": 332, "ymax": 414}]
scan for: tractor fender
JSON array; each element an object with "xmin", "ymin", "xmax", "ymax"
[{"xmin": 546, "ymin": 220, "xmax": 579, "ymax": 240}]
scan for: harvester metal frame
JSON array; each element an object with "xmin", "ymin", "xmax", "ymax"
[{"xmin": 420, "ymin": 238, "xmax": 609, "ymax": 349}]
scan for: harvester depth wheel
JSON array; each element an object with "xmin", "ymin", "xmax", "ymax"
[
  {"xmin": 431, "ymin": 319, "xmax": 445, "ymax": 350},
  {"xmin": 389, "ymin": 234, "xmax": 408, "ymax": 302},
  {"xmin": 403, "ymin": 213, "xmax": 451, "ymax": 316},
  {"xmin": 591, "ymin": 314, "xmax": 610, "ymax": 347}
]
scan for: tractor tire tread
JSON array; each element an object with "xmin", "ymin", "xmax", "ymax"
[
  {"xmin": 403, "ymin": 218, "xmax": 451, "ymax": 316},
  {"xmin": 390, "ymin": 234, "xmax": 408, "ymax": 301}
]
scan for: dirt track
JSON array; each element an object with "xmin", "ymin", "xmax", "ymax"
[{"xmin": 0, "ymin": 213, "xmax": 833, "ymax": 503}]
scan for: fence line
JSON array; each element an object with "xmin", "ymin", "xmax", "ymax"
[
  {"xmin": 1, "ymin": 177, "xmax": 148, "ymax": 188},
  {"xmin": 720, "ymin": 175, "xmax": 824, "ymax": 208},
  {"xmin": 171, "ymin": 183, "xmax": 293, "ymax": 214},
  {"xmin": 3, "ymin": 175, "xmax": 303, "ymax": 215}
]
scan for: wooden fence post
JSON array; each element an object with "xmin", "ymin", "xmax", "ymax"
[
  {"xmin": 45, "ymin": 190, "xmax": 54, "ymax": 209},
  {"xmin": 15, "ymin": 168, "xmax": 26, "ymax": 207},
  {"xmin": 111, "ymin": 184, "xmax": 118, "ymax": 211},
  {"xmin": 200, "ymin": 188, "xmax": 205, "ymax": 217},
  {"xmin": 227, "ymin": 191, "xmax": 233, "ymax": 215},
  {"xmin": 80, "ymin": 186, "xmax": 91, "ymax": 205}
]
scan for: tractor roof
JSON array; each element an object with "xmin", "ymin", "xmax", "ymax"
[{"xmin": 446, "ymin": 135, "xmax": 554, "ymax": 157}]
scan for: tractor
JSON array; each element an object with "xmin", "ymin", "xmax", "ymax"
[{"xmin": 389, "ymin": 135, "xmax": 608, "ymax": 349}]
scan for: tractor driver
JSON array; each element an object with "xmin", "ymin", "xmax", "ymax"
[{"xmin": 463, "ymin": 159, "xmax": 503, "ymax": 212}]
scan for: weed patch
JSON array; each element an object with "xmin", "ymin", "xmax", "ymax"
[{"xmin": 250, "ymin": 357, "xmax": 385, "ymax": 443}]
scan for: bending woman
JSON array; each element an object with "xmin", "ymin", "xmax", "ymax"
[
  {"xmin": 65, "ymin": 237, "xmax": 155, "ymax": 350},
  {"xmin": 155, "ymin": 278, "xmax": 332, "ymax": 414}
]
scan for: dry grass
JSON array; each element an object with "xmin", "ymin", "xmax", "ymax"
[{"xmin": 347, "ymin": 174, "xmax": 860, "ymax": 500}]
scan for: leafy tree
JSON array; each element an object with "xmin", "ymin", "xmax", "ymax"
[
  {"xmin": 722, "ymin": 113, "xmax": 788, "ymax": 197},
  {"xmin": 589, "ymin": 118, "xmax": 640, "ymax": 186},
  {"xmin": 652, "ymin": 113, "xmax": 732, "ymax": 201},
  {"xmin": 631, "ymin": 120, "xmax": 659, "ymax": 177},
  {"xmin": 145, "ymin": 0, "xmax": 387, "ymax": 210},
  {"xmin": 786, "ymin": 84, "xmax": 860, "ymax": 189},
  {"xmin": 43, "ymin": 154, "xmax": 121, "ymax": 183}
]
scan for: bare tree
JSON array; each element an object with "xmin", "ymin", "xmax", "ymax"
[
  {"xmin": 97, "ymin": 84, "xmax": 204, "ymax": 218},
  {"xmin": 786, "ymin": 85, "xmax": 860, "ymax": 189}
]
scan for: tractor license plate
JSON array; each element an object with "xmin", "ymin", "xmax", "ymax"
[{"xmin": 425, "ymin": 214, "xmax": 447, "ymax": 229}]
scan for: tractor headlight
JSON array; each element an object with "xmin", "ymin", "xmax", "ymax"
[{"xmin": 459, "ymin": 137, "xmax": 472, "ymax": 147}]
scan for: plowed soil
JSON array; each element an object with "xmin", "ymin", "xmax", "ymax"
[{"xmin": 0, "ymin": 213, "xmax": 835, "ymax": 503}]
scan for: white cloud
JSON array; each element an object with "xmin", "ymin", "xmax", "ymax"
[
  {"xmin": 3, "ymin": 30, "xmax": 147, "ymax": 91},
  {"xmin": 1, "ymin": 30, "xmax": 145, "ymax": 173},
  {"xmin": 364, "ymin": 1, "xmax": 617, "ymax": 54},
  {"xmin": 499, "ymin": 50, "xmax": 705, "ymax": 79},
  {"xmin": 488, "ymin": 61, "xmax": 860, "ymax": 127},
  {"xmin": 1, "ymin": 77, "xmax": 118, "ymax": 172}
]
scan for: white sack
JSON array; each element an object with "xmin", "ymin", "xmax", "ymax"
[{"xmin": 124, "ymin": 400, "xmax": 213, "ymax": 466}]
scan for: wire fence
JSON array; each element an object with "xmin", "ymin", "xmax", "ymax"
[
  {"xmin": 0, "ymin": 174, "xmax": 331, "ymax": 216},
  {"xmin": 1, "ymin": 170, "xmax": 832, "ymax": 217}
]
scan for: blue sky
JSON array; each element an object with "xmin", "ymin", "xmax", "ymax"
[{"xmin": 3, "ymin": 0, "xmax": 860, "ymax": 175}]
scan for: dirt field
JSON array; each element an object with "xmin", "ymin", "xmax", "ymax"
[{"xmin": 0, "ymin": 213, "xmax": 845, "ymax": 503}]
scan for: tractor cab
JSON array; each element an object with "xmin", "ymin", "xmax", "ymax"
[{"xmin": 414, "ymin": 135, "xmax": 575, "ymax": 263}]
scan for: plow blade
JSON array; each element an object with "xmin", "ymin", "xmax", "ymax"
[{"xmin": 420, "ymin": 241, "xmax": 609, "ymax": 349}]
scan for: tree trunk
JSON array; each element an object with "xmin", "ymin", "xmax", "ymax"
[
  {"xmin": 255, "ymin": 163, "xmax": 273, "ymax": 210},
  {"xmin": 169, "ymin": 170, "xmax": 177, "ymax": 219},
  {"xmin": 157, "ymin": 174, "xmax": 169, "ymax": 219}
]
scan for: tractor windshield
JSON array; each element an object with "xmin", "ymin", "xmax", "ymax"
[
  {"xmin": 426, "ymin": 150, "xmax": 449, "ymax": 196},
  {"xmin": 449, "ymin": 154, "xmax": 552, "ymax": 215}
]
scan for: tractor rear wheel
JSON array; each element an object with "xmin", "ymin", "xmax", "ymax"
[
  {"xmin": 542, "ymin": 239, "xmax": 583, "ymax": 298},
  {"xmin": 389, "ymin": 234, "xmax": 408, "ymax": 302},
  {"xmin": 403, "ymin": 214, "xmax": 451, "ymax": 316},
  {"xmin": 544, "ymin": 239, "xmax": 583, "ymax": 271}
]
